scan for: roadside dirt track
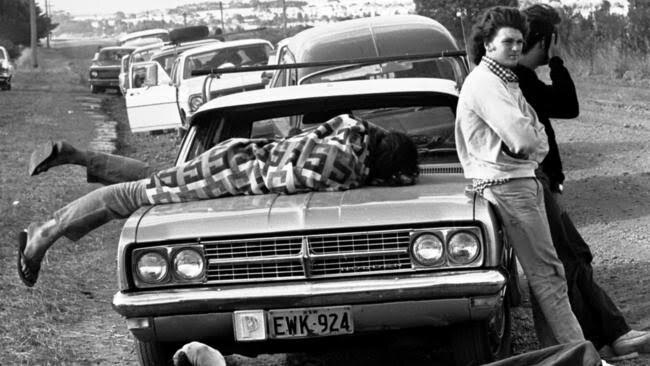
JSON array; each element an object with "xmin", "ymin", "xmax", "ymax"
[{"xmin": 0, "ymin": 45, "xmax": 647, "ymax": 365}]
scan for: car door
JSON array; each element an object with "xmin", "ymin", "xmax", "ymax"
[{"xmin": 125, "ymin": 61, "xmax": 182, "ymax": 133}]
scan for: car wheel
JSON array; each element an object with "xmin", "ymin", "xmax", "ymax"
[
  {"xmin": 90, "ymin": 85, "xmax": 99, "ymax": 94},
  {"xmin": 134, "ymin": 338, "xmax": 179, "ymax": 366},
  {"xmin": 450, "ymin": 298, "xmax": 512, "ymax": 366}
]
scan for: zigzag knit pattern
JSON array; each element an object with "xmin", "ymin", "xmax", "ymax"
[{"xmin": 145, "ymin": 115, "xmax": 371, "ymax": 204}]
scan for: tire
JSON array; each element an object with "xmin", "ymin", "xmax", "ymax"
[
  {"xmin": 450, "ymin": 299, "xmax": 512, "ymax": 366},
  {"xmin": 134, "ymin": 338, "xmax": 178, "ymax": 366},
  {"xmin": 90, "ymin": 85, "xmax": 99, "ymax": 94}
]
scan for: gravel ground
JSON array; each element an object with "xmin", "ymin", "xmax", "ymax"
[{"xmin": 0, "ymin": 45, "xmax": 647, "ymax": 366}]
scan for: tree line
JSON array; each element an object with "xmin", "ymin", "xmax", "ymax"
[
  {"xmin": 414, "ymin": 0, "xmax": 650, "ymax": 78},
  {"xmin": 0, "ymin": 0, "xmax": 57, "ymax": 58}
]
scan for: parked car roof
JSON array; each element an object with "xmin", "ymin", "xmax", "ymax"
[
  {"xmin": 180, "ymin": 39, "xmax": 273, "ymax": 57},
  {"xmin": 192, "ymin": 77, "xmax": 458, "ymax": 122},
  {"xmin": 118, "ymin": 28, "xmax": 169, "ymax": 45},
  {"xmin": 285, "ymin": 15, "xmax": 459, "ymax": 74},
  {"xmin": 268, "ymin": 15, "xmax": 467, "ymax": 88}
]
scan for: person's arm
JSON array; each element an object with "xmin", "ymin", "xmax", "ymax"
[
  {"xmin": 474, "ymin": 80, "xmax": 548, "ymax": 161},
  {"xmin": 522, "ymin": 44, "xmax": 579, "ymax": 119}
]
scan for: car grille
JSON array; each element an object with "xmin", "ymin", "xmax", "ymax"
[
  {"xmin": 202, "ymin": 229, "xmax": 413, "ymax": 283},
  {"xmin": 92, "ymin": 69, "xmax": 120, "ymax": 79}
]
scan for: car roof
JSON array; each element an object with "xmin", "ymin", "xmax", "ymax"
[
  {"xmin": 118, "ymin": 28, "xmax": 169, "ymax": 43},
  {"xmin": 192, "ymin": 77, "xmax": 458, "ymax": 122},
  {"xmin": 132, "ymin": 42, "xmax": 165, "ymax": 54},
  {"xmin": 99, "ymin": 46, "xmax": 136, "ymax": 52},
  {"xmin": 286, "ymin": 15, "xmax": 459, "ymax": 63},
  {"xmin": 152, "ymin": 39, "xmax": 220, "ymax": 58},
  {"xmin": 180, "ymin": 39, "xmax": 273, "ymax": 58}
]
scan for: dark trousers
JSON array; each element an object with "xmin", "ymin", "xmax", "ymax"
[{"xmin": 533, "ymin": 174, "xmax": 630, "ymax": 349}]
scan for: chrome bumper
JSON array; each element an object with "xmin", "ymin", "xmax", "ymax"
[
  {"xmin": 89, "ymin": 79, "xmax": 119, "ymax": 86},
  {"xmin": 114, "ymin": 270, "xmax": 507, "ymax": 343}
]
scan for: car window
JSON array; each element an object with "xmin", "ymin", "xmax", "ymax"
[
  {"xmin": 183, "ymin": 44, "xmax": 273, "ymax": 79},
  {"xmin": 98, "ymin": 49, "xmax": 133, "ymax": 63},
  {"xmin": 152, "ymin": 53, "xmax": 177, "ymax": 76},
  {"xmin": 0, "ymin": 49, "xmax": 6, "ymax": 60},
  {"xmin": 183, "ymin": 94, "xmax": 457, "ymax": 165},
  {"xmin": 170, "ymin": 59, "xmax": 181, "ymax": 84},
  {"xmin": 301, "ymin": 58, "xmax": 458, "ymax": 85}
]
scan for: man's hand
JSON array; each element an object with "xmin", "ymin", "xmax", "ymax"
[{"xmin": 548, "ymin": 33, "xmax": 561, "ymax": 59}]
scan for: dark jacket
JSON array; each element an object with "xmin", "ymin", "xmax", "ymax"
[{"xmin": 514, "ymin": 56, "xmax": 579, "ymax": 192}]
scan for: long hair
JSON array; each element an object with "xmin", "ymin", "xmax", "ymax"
[
  {"xmin": 367, "ymin": 128, "xmax": 419, "ymax": 186},
  {"xmin": 468, "ymin": 6, "xmax": 528, "ymax": 65},
  {"xmin": 522, "ymin": 4, "xmax": 561, "ymax": 54}
]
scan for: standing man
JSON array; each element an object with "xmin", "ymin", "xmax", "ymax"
[
  {"xmin": 455, "ymin": 6, "xmax": 585, "ymax": 345},
  {"xmin": 516, "ymin": 3, "xmax": 650, "ymax": 358}
]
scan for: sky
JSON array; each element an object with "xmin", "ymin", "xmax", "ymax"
[
  {"xmin": 38, "ymin": 0, "xmax": 628, "ymax": 17},
  {"xmin": 37, "ymin": 0, "xmax": 204, "ymax": 16}
]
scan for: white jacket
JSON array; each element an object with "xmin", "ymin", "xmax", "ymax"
[{"xmin": 455, "ymin": 62, "xmax": 549, "ymax": 180}]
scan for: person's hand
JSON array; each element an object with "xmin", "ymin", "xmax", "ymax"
[{"xmin": 547, "ymin": 33, "xmax": 561, "ymax": 59}]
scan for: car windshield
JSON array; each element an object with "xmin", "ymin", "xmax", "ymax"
[
  {"xmin": 182, "ymin": 43, "xmax": 272, "ymax": 79},
  {"xmin": 184, "ymin": 93, "xmax": 457, "ymax": 165},
  {"xmin": 301, "ymin": 58, "xmax": 459, "ymax": 85},
  {"xmin": 98, "ymin": 49, "xmax": 133, "ymax": 64}
]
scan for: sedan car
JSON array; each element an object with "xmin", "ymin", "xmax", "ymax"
[
  {"xmin": 112, "ymin": 75, "xmax": 520, "ymax": 366},
  {"xmin": 89, "ymin": 46, "xmax": 135, "ymax": 94},
  {"xmin": 0, "ymin": 45, "xmax": 13, "ymax": 90}
]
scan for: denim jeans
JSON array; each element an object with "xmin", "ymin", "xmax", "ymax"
[
  {"xmin": 86, "ymin": 150, "xmax": 153, "ymax": 185},
  {"xmin": 531, "ymin": 175, "xmax": 630, "ymax": 348},
  {"xmin": 53, "ymin": 151, "xmax": 153, "ymax": 241},
  {"xmin": 482, "ymin": 178, "xmax": 585, "ymax": 345}
]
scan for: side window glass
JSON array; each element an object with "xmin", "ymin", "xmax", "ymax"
[
  {"xmin": 132, "ymin": 63, "xmax": 158, "ymax": 88},
  {"xmin": 171, "ymin": 59, "xmax": 180, "ymax": 84}
]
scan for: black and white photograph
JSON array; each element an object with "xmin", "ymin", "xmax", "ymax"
[{"xmin": 1, "ymin": 0, "xmax": 648, "ymax": 365}]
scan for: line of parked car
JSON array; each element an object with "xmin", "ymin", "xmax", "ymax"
[
  {"xmin": 102, "ymin": 15, "xmax": 522, "ymax": 366},
  {"xmin": 0, "ymin": 45, "xmax": 13, "ymax": 91}
]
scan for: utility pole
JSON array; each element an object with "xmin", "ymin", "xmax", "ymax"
[
  {"xmin": 282, "ymin": 0, "xmax": 287, "ymax": 36},
  {"xmin": 30, "ymin": 0, "xmax": 38, "ymax": 68},
  {"xmin": 45, "ymin": 0, "xmax": 51, "ymax": 48},
  {"xmin": 219, "ymin": 1, "xmax": 225, "ymax": 32}
]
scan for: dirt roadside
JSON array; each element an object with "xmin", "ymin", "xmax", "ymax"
[{"xmin": 0, "ymin": 46, "xmax": 647, "ymax": 365}]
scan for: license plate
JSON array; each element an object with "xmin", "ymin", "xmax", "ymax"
[{"xmin": 268, "ymin": 306, "xmax": 353, "ymax": 339}]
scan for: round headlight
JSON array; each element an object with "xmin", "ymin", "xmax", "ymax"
[
  {"xmin": 136, "ymin": 252, "xmax": 168, "ymax": 283},
  {"xmin": 189, "ymin": 95, "xmax": 204, "ymax": 112},
  {"xmin": 448, "ymin": 232, "xmax": 480, "ymax": 264},
  {"xmin": 173, "ymin": 249, "xmax": 205, "ymax": 280},
  {"xmin": 90, "ymin": 70, "xmax": 98, "ymax": 77},
  {"xmin": 411, "ymin": 233, "xmax": 444, "ymax": 266}
]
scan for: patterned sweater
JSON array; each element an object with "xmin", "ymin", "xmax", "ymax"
[{"xmin": 144, "ymin": 114, "xmax": 371, "ymax": 204}]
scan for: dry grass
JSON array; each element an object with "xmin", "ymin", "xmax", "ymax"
[
  {"xmin": 564, "ymin": 46, "xmax": 650, "ymax": 82},
  {"xmin": 0, "ymin": 45, "xmax": 178, "ymax": 365}
]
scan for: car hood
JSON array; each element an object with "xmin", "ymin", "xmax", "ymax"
[{"xmin": 133, "ymin": 174, "xmax": 474, "ymax": 242}]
